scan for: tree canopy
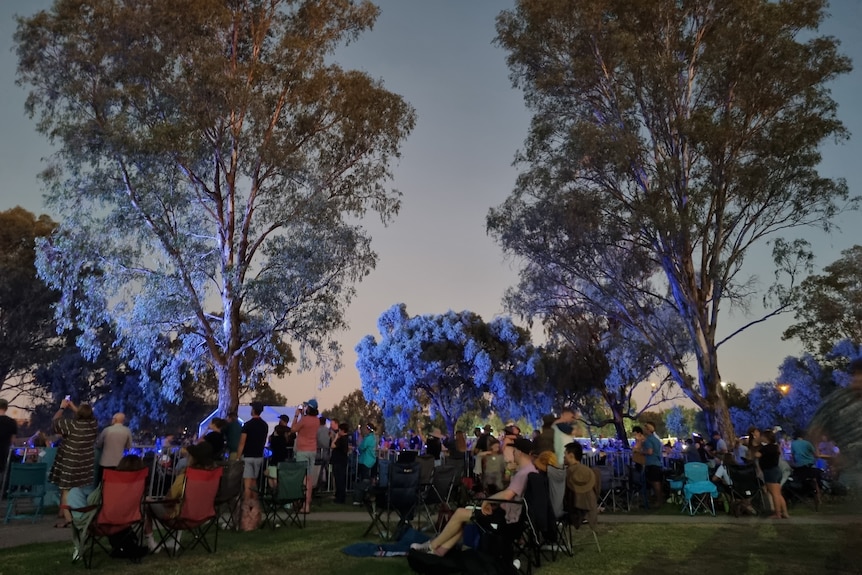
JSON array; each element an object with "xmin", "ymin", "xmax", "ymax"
[
  {"xmin": 16, "ymin": 0, "xmax": 415, "ymax": 415},
  {"xmin": 783, "ymin": 245, "xmax": 862, "ymax": 357},
  {"xmin": 356, "ymin": 304, "xmax": 543, "ymax": 436},
  {"xmin": 488, "ymin": 0, "xmax": 857, "ymax": 442},
  {"xmin": 0, "ymin": 207, "xmax": 59, "ymax": 403}
]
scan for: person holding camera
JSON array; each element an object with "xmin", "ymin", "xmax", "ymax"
[
  {"xmin": 292, "ymin": 399, "xmax": 320, "ymax": 514},
  {"xmin": 50, "ymin": 396, "xmax": 98, "ymax": 528}
]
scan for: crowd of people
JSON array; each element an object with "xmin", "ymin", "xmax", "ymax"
[{"xmin": 0, "ymin": 357, "xmax": 859, "ymax": 561}]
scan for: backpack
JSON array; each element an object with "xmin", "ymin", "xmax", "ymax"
[
  {"xmin": 240, "ymin": 498, "xmax": 262, "ymax": 531},
  {"xmin": 108, "ymin": 527, "xmax": 149, "ymax": 561}
]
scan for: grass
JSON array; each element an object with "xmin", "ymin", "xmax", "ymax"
[
  {"xmin": 1, "ymin": 491, "xmax": 861, "ymax": 575},
  {"xmin": 1, "ymin": 516, "xmax": 862, "ymax": 575}
]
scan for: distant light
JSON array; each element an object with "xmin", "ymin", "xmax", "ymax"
[
  {"xmin": 720, "ymin": 381, "xmax": 727, "ymax": 388},
  {"xmin": 777, "ymin": 384, "xmax": 790, "ymax": 394}
]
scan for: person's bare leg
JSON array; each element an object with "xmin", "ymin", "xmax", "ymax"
[
  {"xmin": 303, "ymin": 474, "xmax": 313, "ymax": 512},
  {"xmin": 244, "ymin": 477, "xmax": 256, "ymax": 501},
  {"xmin": 428, "ymin": 507, "xmax": 472, "ymax": 553}
]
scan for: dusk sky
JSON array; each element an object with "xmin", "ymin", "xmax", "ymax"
[{"xmin": 1, "ymin": 1, "xmax": 861, "ymax": 414}]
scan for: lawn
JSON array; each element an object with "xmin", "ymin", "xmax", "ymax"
[{"xmin": 1, "ymin": 517, "xmax": 861, "ymax": 575}]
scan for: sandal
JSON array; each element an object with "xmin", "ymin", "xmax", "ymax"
[{"xmin": 54, "ymin": 520, "xmax": 72, "ymax": 528}]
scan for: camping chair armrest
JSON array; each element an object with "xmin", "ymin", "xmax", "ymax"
[
  {"xmin": 64, "ymin": 504, "xmax": 98, "ymax": 513},
  {"xmin": 145, "ymin": 497, "xmax": 180, "ymax": 506}
]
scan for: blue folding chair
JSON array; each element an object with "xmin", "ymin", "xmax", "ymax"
[
  {"xmin": 4, "ymin": 463, "xmax": 48, "ymax": 523},
  {"xmin": 682, "ymin": 462, "xmax": 718, "ymax": 516}
]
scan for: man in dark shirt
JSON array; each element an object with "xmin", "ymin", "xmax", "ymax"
[
  {"xmin": 0, "ymin": 399, "xmax": 17, "ymax": 474},
  {"xmin": 237, "ymin": 402, "xmax": 269, "ymax": 500}
]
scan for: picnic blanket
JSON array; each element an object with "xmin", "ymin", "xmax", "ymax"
[{"xmin": 341, "ymin": 527, "xmax": 430, "ymax": 557}]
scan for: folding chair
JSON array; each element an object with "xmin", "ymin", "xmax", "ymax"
[
  {"xmin": 363, "ymin": 458, "xmax": 391, "ymax": 539},
  {"xmin": 682, "ymin": 462, "xmax": 718, "ymax": 516},
  {"xmin": 214, "ymin": 459, "xmax": 244, "ymax": 530},
  {"xmin": 4, "ymin": 463, "xmax": 47, "ymax": 523},
  {"xmin": 416, "ymin": 454, "xmax": 437, "ymax": 531},
  {"xmin": 364, "ymin": 460, "xmax": 422, "ymax": 541},
  {"xmin": 546, "ymin": 465, "xmax": 572, "ymax": 559},
  {"xmin": 150, "ymin": 466, "xmax": 223, "ymax": 556},
  {"xmin": 727, "ymin": 463, "xmax": 765, "ymax": 516},
  {"xmin": 261, "ymin": 461, "xmax": 307, "ymax": 529},
  {"xmin": 596, "ymin": 464, "xmax": 620, "ymax": 512},
  {"xmin": 523, "ymin": 472, "xmax": 555, "ymax": 568},
  {"xmin": 70, "ymin": 468, "xmax": 148, "ymax": 568}
]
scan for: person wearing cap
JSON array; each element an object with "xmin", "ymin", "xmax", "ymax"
[
  {"xmin": 411, "ymin": 437, "xmax": 537, "ymax": 557},
  {"xmin": 237, "ymin": 401, "xmax": 269, "ymax": 501},
  {"xmin": 357, "ymin": 422, "xmax": 378, "ymax": 481},
  {"xmin": 292, "ymin": 399, "xmax": 320, "ymax": 514}
]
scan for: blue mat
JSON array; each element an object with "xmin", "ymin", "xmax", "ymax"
[{"xmin": 341, "ymin": 527, "xmax": 430, "ymax": 557}]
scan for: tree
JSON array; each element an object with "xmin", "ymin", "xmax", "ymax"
[
  {"xmin": 0, "ymin": 207, "xmax": 59, "ymax": 402},
  {"xmin": 540, "ymin": 316, "xmax": 680, "ymax": 442},
  {"xmin": 356, "ymin": 304, "xmax": 543, "ymax": 436},
  {"xmin": 489, "ymin": 0, "xmax": 857, "ymax": 444},
  {"xmin": 326, "ymin": 389, "xmax": 383, "ymax": 434},
  {"xmin": 17, "ymin": 0, "xmax": 415, "ymax": 416},
  {"xmin": 783, "ymin": 245, "xmax": 862, "ymax": 357}
]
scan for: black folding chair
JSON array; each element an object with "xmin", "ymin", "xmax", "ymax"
[
  {"xmin": 727, "ymin": 463, "xmax": 766, "ymax": 515},
  {"xmin": 214, "ymin": 460, "xmax": 244, "ymax": 531},
  {"xmin": 363, "ymin": 460, "xmax": 421, "ymax": 540}
]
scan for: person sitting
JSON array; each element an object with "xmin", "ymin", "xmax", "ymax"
[
  {"xmin": 144, "ymin": 442, "xmax": 216, "ymax": 552},
  {"xmin": 562, "ymin": 441, "xmax": 597, "ymax": 524},
  {"xmin": 68, "ymin": 454, "xmax": 146, "ymax": 562},
  {"xmin": 410, "ymin": 437, "xmax": 537, "ymax": 557}
]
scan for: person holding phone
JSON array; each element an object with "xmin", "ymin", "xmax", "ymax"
[{"xmin": 51, "ymin": 396, "xmax": 98, "ymax": 528}]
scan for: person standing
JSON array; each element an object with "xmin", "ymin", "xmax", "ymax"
[
  {"xmin": 641, "ymin": 421, "xmax": 665, "ymax": 508},
  {"xmin": 236, "ymin": 402, "xmax": 268, "ymax": 501},
  {"xmin": 330, "ymin": 422, "xmax": 350, "ymax": 504},
  {"xmin": 292, "ymin": 399, "xmax": 321, "ymax": 514},
  {"xmin": 50, "ymin": 398, "xmax": 98, "ymax": 527},
  {"xmin": 95, "ymin": 412, "xmax": 133, "ymax": 479},
  {"xmin": 316, "ymin": 414, "xmax": 332, "ymax": 489},
  {"xmin": 357, "ymin": 423, "xmax": 378, "ymax": 481},
  {"xmin": 758, "ymin": 429, "xmax": 789, "ymax": 519},
  {"xmin": 225, "ymin": 411, "xmax": 243, "ymax": 461},
  {"xmin": 0, "ymin": 399, "xmax": 17, "ymax": 476}
]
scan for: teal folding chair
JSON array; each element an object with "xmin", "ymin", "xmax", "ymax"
[
  {"xmin": 682, "ymin": 462, "xmax": 718, "ymax": 516},
  {"xmin": 4, "ymin": 463, "xmax": 48, "ymax": 523}
]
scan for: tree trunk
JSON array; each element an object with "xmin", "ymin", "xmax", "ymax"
[{"xmin": 216, "ymin": 355, "xmax": 241, "ymax": 417}]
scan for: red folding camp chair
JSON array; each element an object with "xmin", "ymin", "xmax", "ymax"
[
  {"xmin": 69, "ymin": 467, "xmax": 149, "ymax": 568},
  {"xmin": 150, "ymin": 466, "xmax": 223, "ymax": 557}
]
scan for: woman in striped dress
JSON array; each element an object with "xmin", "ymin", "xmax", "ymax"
[{"xmin": 50, "ymin": 399, "xmax": 98, "ymax": 527}]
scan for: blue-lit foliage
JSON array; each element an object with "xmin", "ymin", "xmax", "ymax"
[
  {"xmin": 17, "ymin": 0, "xmax": 415, "ymax": 415},
  {"xmin": 356, "ymin": 304, "xmax": 544, "ymax": 435},
  {"xmin": 665, "ymin": 405, "xmax": 690, "ymax": 438}
]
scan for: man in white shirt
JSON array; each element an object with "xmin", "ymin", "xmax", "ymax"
[{"xmin": 96, "ymin": 412, "xmax": 133, "ymax": 479}]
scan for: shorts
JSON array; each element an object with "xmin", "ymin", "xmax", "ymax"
[
  {"xmin": 243, "ymin": 456, "xmax": 264, "ymax": 479},
  {"xmin": 645, "ymin": 465, "xmax": 663, "ymax": 483},
  {"xmin": 294, "ymin": 451, "xmax": 315, "ymax": 475},
  {"xmin": 762, "ymin": 466, "xmax": 781, "ymax": 484}
]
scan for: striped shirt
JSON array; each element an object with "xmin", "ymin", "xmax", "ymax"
[{"xmin": 49, "ymin": 418, "xmax": 98, "ymax": 489}]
